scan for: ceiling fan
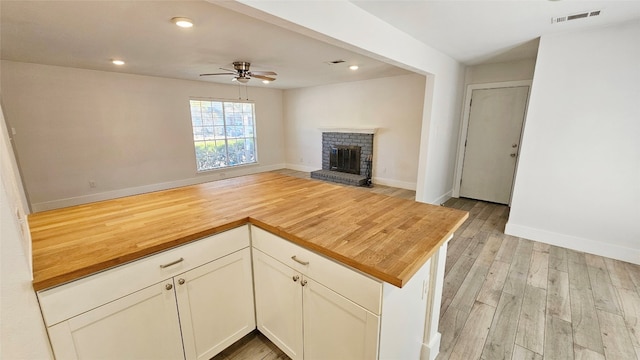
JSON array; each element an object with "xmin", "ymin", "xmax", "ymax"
[{"xmin": 200, "ymin": 61, "xmax": 277, "ymax": 83}]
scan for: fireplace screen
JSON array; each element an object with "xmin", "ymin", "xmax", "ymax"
[{"xmin": 330, "ymin": 145, "xmax": 361, "ymax": 174}]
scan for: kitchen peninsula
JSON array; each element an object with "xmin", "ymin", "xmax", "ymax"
[{"xmin": 30, "ymin": 172, "xmax": 468, "ymax": 360}]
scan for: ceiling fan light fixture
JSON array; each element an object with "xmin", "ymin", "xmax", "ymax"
[
  {"xmin": 262, "ymin": 80, "xmax": 270, "ymax": 84},
  {"xmin": 171, "ymin": 17, "xmax": 194, "ymax": 28},
  {"xmin": 236, "ymin": 77, "xmax": 250, "ymax": 84}
]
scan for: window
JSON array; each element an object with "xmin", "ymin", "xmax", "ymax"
[{"xmin": 189, "ymin": 99, "xmax": 257, "ymax": 172}]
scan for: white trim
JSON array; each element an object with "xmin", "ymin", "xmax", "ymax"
[
  {"xmin": 420, "ymin": 332, "xmax": 441, "ymax": 360},
  {"xmin": 426, "ymin": 190, "xmax": 452, "ymax": 206},
  {"xmin": 32, "ymin": 164, "xmax": 286, "ymax": 212},
  {"xmin": 318, "ymin": 127, "xmax": 378, "ymax": 134},
  {"xmin": 285, "ymin": 164, "xmax": 317, "ymax": 173},
  {"xmin": 505, "ymin": 222, "xmax": 640, "ymax": 265},
  {"xmin": 452, "ymin": 80, "xmax": 532, "ymax": 202},
  {"xmin": 372, "ymin": 176, "xmax": 416, "ymax": 191}
]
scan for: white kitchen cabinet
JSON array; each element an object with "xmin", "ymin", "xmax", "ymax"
[
  {"xmin": 47, "ymin": 280, "xmax": 185, "ymax": 360},
  {"xmin": 38, "ymin": 226, "xmax": 254, "ymax": 360},
  {"xmin": 253, "ymin": 249, "xmax": 303, "ymax": 359},
  {"xmin": 303, "ymin": 277, "xmax": 380, "ymax": 360},
  {"xmin": 252, "ymin": 227, "xmax": 381, "ymax": 360},
  {"xmin": 177, "ymin": 247, "xmax": 255, "ymax": 360},
  {"xmin": 251, "ymin": 225, "xmax": 445, "ymax": 360}
]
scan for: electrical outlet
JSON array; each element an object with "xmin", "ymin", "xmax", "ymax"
[{"xmin": 89, "ymin": 180, "xmax": 96, "ymax": 188}]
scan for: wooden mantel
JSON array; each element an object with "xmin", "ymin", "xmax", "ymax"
[{"xmin": 29, "ymin": 173, "xmax": 468, "ymax": 291}]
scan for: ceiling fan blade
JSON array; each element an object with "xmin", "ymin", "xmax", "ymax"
[
  {"xmin": 199, "ymin": 72, "xmax": 236, "ymax": 76},
  {"xmin": 219, "ymin": 67, "xmax": 236, "ymax": 73},
  {"xmin": 252, "ymin": 75, "xmax": 276, "ymax": 81},
  {"xmin": 250, "ymin": 71, "xmax": 277, "ymax": 76}
]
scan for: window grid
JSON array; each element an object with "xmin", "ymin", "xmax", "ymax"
[{"xmin": 190, "ymin": 99, "xmax": 257, "ymax": 172}]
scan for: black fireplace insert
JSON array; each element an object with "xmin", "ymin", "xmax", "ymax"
[{"xmin": 330, "ymin": 145, "xmax": 361, "ymax": 175}]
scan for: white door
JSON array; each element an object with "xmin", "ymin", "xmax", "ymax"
[
  {"xmin": 460, "ymin": 86, "xmax": 529, "ymax": 204},
  {"xmin": 303, "ymin": 278, "xmax": 380, "ymax": 360},
  {"xmin": 176, "ymin": 248, "xmax": 256, "ymax": 360},
  {"xmin": 47, "ymin": 281, "xmax": 185, "ymax": 360},
  {"xmin": 253, "ymin": 249, "xmax": 303, "ymax": 360}
]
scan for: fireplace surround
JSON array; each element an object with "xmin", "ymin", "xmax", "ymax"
[{"xmin": 311, "ymin": 130, "xmax": 375, "ymax": 186}]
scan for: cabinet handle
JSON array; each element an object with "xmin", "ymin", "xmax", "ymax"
[
  {"xmin": 301, "ymin": 279, "xmax": 307, "ymax": 287},
  {"xmin": 178, "ymin": 278, "xmax": 185, "ymax": 285},
  {"xmin": 165, "ymin": 283, "xmax": 173, "ymax": 290},
  {"xmin": 292, "ymin": 275, "xmax": 300, "ymax": 282},
  {"xmin": 160, "ymin": 258, "xmax": 184, "ymax": 269},
  {"xmin": 291, "ymin": 256, "xmax": 309, "ymax": 266}
]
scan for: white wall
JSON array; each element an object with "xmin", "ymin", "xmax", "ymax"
[
  {"xmin": 1, "ymin": 61, "xmax": 285, "ymax": 211},
  {"xmin": 506, "ymin": 20, "xmax": 640, "ymax": 264},
  {"xmin": 222, "ymin": 0, "xmax": 465, "ymax": 204},
  {"xmin": 0, "ymin": 103, "xmax": 52, "ymax": 359},
  {"xmin": 464, "ymin": 58, "xmax": 536, "ymax": 85},
  {"xmin": 283, "ymin": 74, "xmax": 426, "ymax": 189}
]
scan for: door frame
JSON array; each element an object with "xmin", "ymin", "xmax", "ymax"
[{"xmin": 452, "ymin": 80, "xmax": 532, "ymax": 203}]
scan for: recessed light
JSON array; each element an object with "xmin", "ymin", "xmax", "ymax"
[
  {"xmin": 349, "ymin": 65, "xmax": 359, "ymax": 71},
  {"xmin": 111, "ymin": 59, "xmax": 125, "ymax": 66},
  {"xmin": 171, "ymin": 17, "xmax": 193, "ymax": 28}
]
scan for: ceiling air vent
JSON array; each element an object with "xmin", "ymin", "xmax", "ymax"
[
  {"xmin": 325, "ymin": 60, "xmax": 346, "ymax": 65},
  {"xmin": 552, "ymin": 10, "xmax": 601, "ymax": 24}
]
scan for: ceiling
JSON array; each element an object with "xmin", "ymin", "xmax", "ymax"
[
  {"xmin": 1, "ymin": 1, "xmax": 639, "ymax": 89},
  {"xmin": 0, "ymin": 0, "xmax": 411, "ymax": 89},
  {"xmin": 352, "ymin": 0, "xmax": 640, "ymax": 65}
]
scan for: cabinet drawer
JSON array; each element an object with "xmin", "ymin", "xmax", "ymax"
[
  {"xmin": 251, "ymin": 226, "xmax": 382, "ymax": 314},
  {"xmin": 38, "ymin": 225, "xmax": 250, "ymax": 327}
]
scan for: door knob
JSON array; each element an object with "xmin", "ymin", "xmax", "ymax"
[
  {"xmin": 512, "ymin": 143, "xmax": 518, "ymax": 148},
  {"xmin": 292, "ymin": 275, "xmax": 300, "ymax": 282},
  {"xmin": 510, "ymin": 153, "xmax": 517, "ymax": 158},
  {"xmin": 178, "ymin": 278, "xmax": 185, "ymax": 285},
  {"xmin": 165, "ymin": 283, "xmax": 173, "ymax": 290}
]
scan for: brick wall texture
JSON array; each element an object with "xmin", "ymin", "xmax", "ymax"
[{"xmin": 321, "ymin": 132, "xmax": 373, "ymax": 176}]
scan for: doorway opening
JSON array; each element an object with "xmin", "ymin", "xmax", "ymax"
[{"xmin": 453, "ymin": 81, "xmax": 531, "ymax": 205}]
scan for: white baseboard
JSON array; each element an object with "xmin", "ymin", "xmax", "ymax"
[
  {"xmin": 429, "ymin": 191, "xmax": 452, "ymax": 206},
  {"xmin": 32, "ymin": 163, "xmax": 286, "ymax": 212},
  {"xmin": 283, "ymin": 166, "xmax": 418, "ymax": 191},
  {"xmin": 505, "ymin": 222, "xmax": 640, "ymax": 265},
  {"xmin": 284, "ymin": 163, "xmax": 318, "ymax": 173},
  {"xmin": 372, "ymin": 176, "xmax": 416, "ymax": 191},
  {"xmin": 420, "ymin": 332, "xmax": 441, "ymax": 360}
]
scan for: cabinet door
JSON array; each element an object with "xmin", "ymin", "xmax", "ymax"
[
  {"xmin": 47, "ymin": 281, "xmax": 184, "ymax": 360},
  {"xmin": 253, "ymin": 249, "xmax": 303, "ymax": 360},
  {"xmin": 176, "ymin": 248, "xmax": 256, "ymax": 360},
  {"xmin": 303, "ymin": 278, "xmax": 380, "ymax": 360}
]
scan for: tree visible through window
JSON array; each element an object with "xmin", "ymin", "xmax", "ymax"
[{"xmin": 189, "ymin": 99, "xmax": 257, "ymax": 172}]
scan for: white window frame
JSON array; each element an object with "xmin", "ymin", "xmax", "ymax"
[{"xmin": 189, "ymin": 98, "xmax": 258, "ymax": 172}]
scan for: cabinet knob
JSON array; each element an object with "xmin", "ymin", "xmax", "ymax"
[
  {"xmin": 178, "ymin": 278, "xmax": 185, "ymax": 285},
  {"xmin": 165, "ymin": 283, "xmax": 173, "ymax": 290},
  {"xmin": 301, "ymin": 279, "xmax": 307, "ymax": 287},
  {"xmin": 292, "ymin": 275, "xmax": 300, "ymax": 282}
]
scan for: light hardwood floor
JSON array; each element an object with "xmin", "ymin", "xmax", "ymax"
[
  {"xmin": 216, "ymin": 170, "xmax": 640, "ymax": 360},
  {"xmin": 438, "ymin": 197, "xmax": 640, "ymax": 360}
]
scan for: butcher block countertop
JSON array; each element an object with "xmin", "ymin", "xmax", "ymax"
[{"xmin": 29, "ymin": 173, "xmax": 468, "ymax": 291}]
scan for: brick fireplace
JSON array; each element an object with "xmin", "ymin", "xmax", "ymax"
[{"xmin": 311, "ymin": 128, "xmax": 375, "ymax": 186}]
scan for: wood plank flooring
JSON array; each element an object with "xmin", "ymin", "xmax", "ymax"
[
  {"xmin": 439, "ymin": 197, "xmax": 640, "ymax": 360},
  {"xmin": 217, "ymin": 170, "xmax": 640, "ymax": 360}
]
